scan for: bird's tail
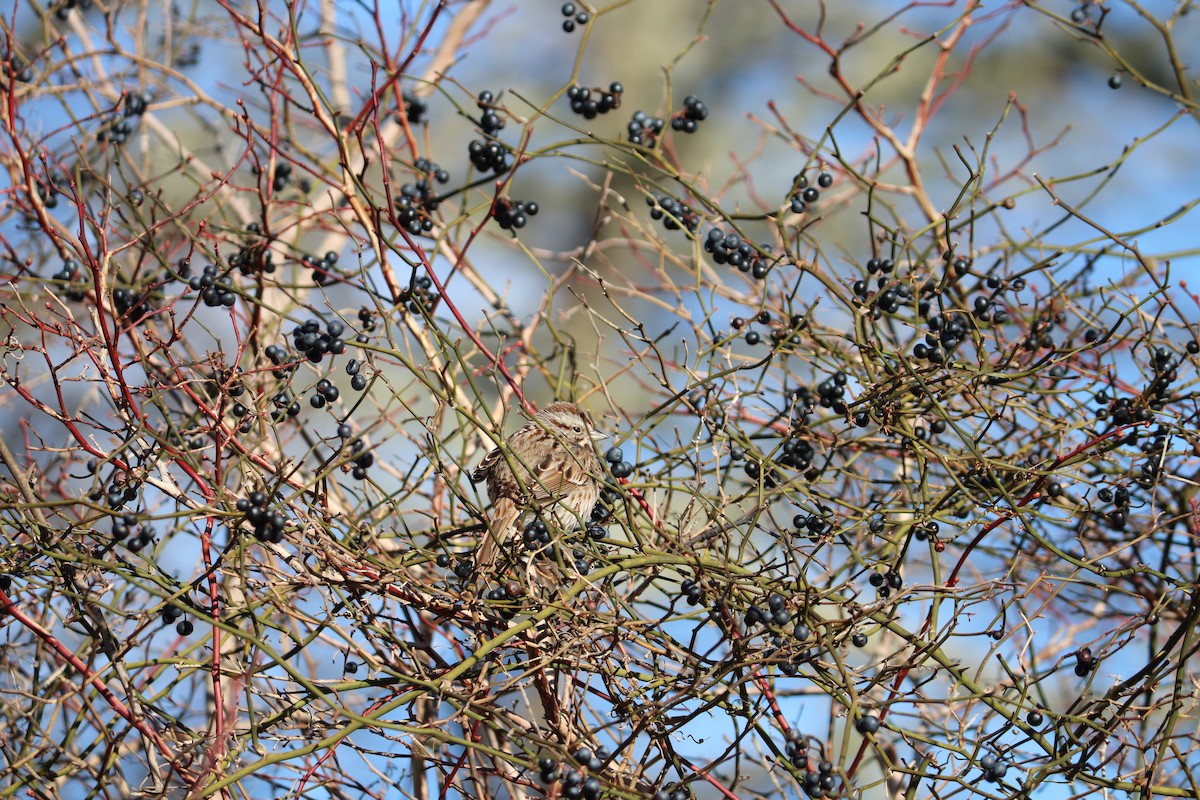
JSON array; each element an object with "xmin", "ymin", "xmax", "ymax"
[{"xmin": 474, "ymin": 499, "xmax": 521, "ymax": 580}]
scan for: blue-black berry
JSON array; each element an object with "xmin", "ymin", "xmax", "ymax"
[{"xmin": 627, "ymin": 110, "xmax": 665, "ymax": 146}]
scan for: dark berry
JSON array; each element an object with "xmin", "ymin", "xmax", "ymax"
[{"xmin": 855, "ymin": 714, "xmax": 880, "ymax": 734}]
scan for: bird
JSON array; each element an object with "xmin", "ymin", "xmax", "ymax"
[{"xmin": 470, "ymin": 401, "xmax": 605, "ymax": 577}]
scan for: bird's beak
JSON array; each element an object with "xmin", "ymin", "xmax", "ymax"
[{"xmin": 591, "ymin": 430, "xmax": 607, "ymax": 441}]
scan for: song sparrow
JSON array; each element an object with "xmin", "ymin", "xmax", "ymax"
[{"xmin": 470, "ymin": 401, "xmax": 605, "ymax": 574}]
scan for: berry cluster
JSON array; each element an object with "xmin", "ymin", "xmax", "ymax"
[
  {"xmin": 55, "ymin": 0, "xmax": 94, "ymax": 20},
  {"xmin": 482, "ymin": 582, "xmax": 522, "ymax": 620},
  {"xmin": 912, "ymin": 520, "xmax": 941, "ymax": 541},
  {"xmin": 347, "ymin": 438, "xmax": 374, "ymax": 479},
  {"xmin": 868, "ymin": 568, "xmax": 903, "ymax": 598},
  {"xmin": 269, "ymin": 390, "xmax": 302, "ymax": 423},
  {"xmin": 572, "ymin": 544, "xmax": 597, "ymax": 576},
  {"xmin": 732, "ymin": 311, "xmax": 797, "ymax": 346},
  {"xmin": 97, "ymin": 90, "xmax": 152, "ymax": 144},
  {"xmin": 783, "ymin": 728, "xmax": 807, "ymax": 767},
  {"xmin": 413, "ymin": 156, "xmax": 450, "ymax": 185},
  {"xmin": 24, "ymin": 171, "xmax": 60, "ymax": 214},
  {"xmin": 704, "ymin": 230, "xmax": 773, "ymax": 279},
  {"xmin": 94, "ymin": 481, "xmax": 138, "ymax": 510},
  {"xmin": 793, "ymin": 511, "xmax": 830, "ymax": 542},
  {"xmin": 850, "ymin": 264, "xmax": 886, "ymax": 298},
  {"xmin": 521, "ymin": 518, "xmax": 552, "ymax": 553},
  {"xmin": 912, "ymin": 311, "xmax": 971, "ymax": 363},
  {"xmin": 669, "ymin": 95, "xmax": 708, "ymax": 133},
  {"xmin": 394, "ymin": 157, "xmax": 449, "ymax": 236},
  {"xmin": 475, "ymin": 90, "xmax": 505, "ymax": 135},
  {"xmin": 537, "ymin": 746, "xmax": 611, "ymax": 800},
  {"xmin": 161, "ymin": 604, "xmax": 193, "ymax": 636},
  {"xmin": 3, "ymin": 56, "xmax": 34, "ymax": 84},
  {"xmin": 566, "ymin": 82, "xmax": 623, "ymax": 119},
  {"xmin": 345, "ymin": 357, "xmax": 369, "ymax": 392},
  {"xmin": 979, "ymin": 752, "xmax": 1010, "ymax": 783},
  {"xmin": 401, "ymin": 275, "xmax": 438, "ymax": 315},
  {"xmin": 112, "ymin": 284, "xmax": 153, "ymax": 320},
  {"xmin": 969, "ymin": 275, "xmax": 1013, "ymax": 324},
  {"xmin": 853, "ymin": 276, "xmax": 912, "ymax": 316},
  {"xmin": 434, "ymin": 553, "xmax": 476, "ymax": 581},
  {"xmin": 188, "ymin": 264, "xmax": 238, "ymax": 308},
  {"xmin": 1135, "ymin": 424, "xmax": 1175, "ymax": 486},
  {"xmin": 309, "ymin": 378, "xmax": 339, "ymax": 409},
  {"xmin": 742, "ymin": 458, "xmax": 782, "ymax": 486},
  {"xmin": 516, "ymin": 515, "xmax": 601, "ymax": 576},
  {"xmin": 814, "ymin": 371, "xmax": 848, "ymax": 413},
  {"xmin": 1145, "ymin": 345, "xmax": 1182, "ymax": 404},
  {"xmin": 112, "ymin": 513, "xmax": 154, "ymax": 551},
  {"xmin": 290, "ymin": 318, "xmax": 348, "ymax": 364},
  {"xmin": 236, "ymin": 491, "xmax": 287, "ymax": 543},
  {"xmin": 744, "ymin": 592, "xmax": 791, "ymax": 628},
  {"xmin": 231, "ymin": 242, "xmax": 274, "ymax": 277},
  {"xmin": 1092, "ymin": 388, "xmax": 1151, "ymax": 427},
  {"xmin": 559, "ymin": 2, "xmax": 590, "ymax": 32},
  {"xmin": 776, "ymin": 438, "xmax": 815, "ymax": 473},
  {"xmin": 627, "ymin": 110, "xmax": 665, "ymax": 146},
  {"xmin": 213, "ymin": 365, "xmax": 245, "ymax": 398},
  {"xmin": 493, "ymin": 197, "xmax": 540, "ymax": 230},
  {"xmin": 646, "ymin": 193, "xmax": 699, "ymax": 233},
  {"xmin": 301, "ymin": 250, "xmax": 340, "ymax": 286},
  {"xmin": 1096, "ymin": 482, "xmax": 1132, "ymax": 531},
  {"xmin": 124, "ymin": 90, "xmax": 152, "ymax": 117},
  {"xmin": 800, "ymin": 757, "xmax": 836, "ymax": 797},
  {"xmin": 230, "ymin": 399, "xmax": 260, "ymax": 435},
  {"xmin": 678, "ymin": 577, "xmax": 703, "ymax": 605},
  {"xmin": 605, "ymin": 446, "xmax": 633, "ymax": 479},
  {"xmin": 356, "ymin": 306, "xmax": 377, "ymax": 336},
  {"xmin": 652, "ymin": 789, "xmax": 692, "ymax": 800},
  {"xmin": 49, "ymin": 258, "xmax": 87, "ymax": 301},
  {"xmin": 263, "ymin": 343, "xmax": 295, "ymax": 379},
  {"xmin": 583, "ymin": 490, "xmax": 616, "ymax": 549},
  {"xmin": 401, "ymin": 90, "xmax": 427, "ymax": 124},
  {"xmin": 467, "ymin": 138, "xmax": 509, "ymax": 174},
  {"xmin": 788, "ymin": 171, "xmax": 831, "ymax": 214},
  {"xmin": 263, "ymin": 160, "xmax": 295, "ymax": 193}
]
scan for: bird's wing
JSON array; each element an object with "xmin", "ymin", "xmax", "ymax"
[
  {"xmin": 470, "ymin": 447, "xmax": 502, "ymax": 484},
  {"xmin": 525, "ymin": 446, "xmax": 594, "ymax": 502}
]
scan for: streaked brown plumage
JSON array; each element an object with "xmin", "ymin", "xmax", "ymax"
[{"xmin": 470, "ymin": 402, "xmax": 604, "ymax": 575}]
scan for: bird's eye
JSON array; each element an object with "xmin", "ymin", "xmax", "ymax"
[{"xmin": 573, "ymin": 425, "xmax": 582, "ymax": 433}]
